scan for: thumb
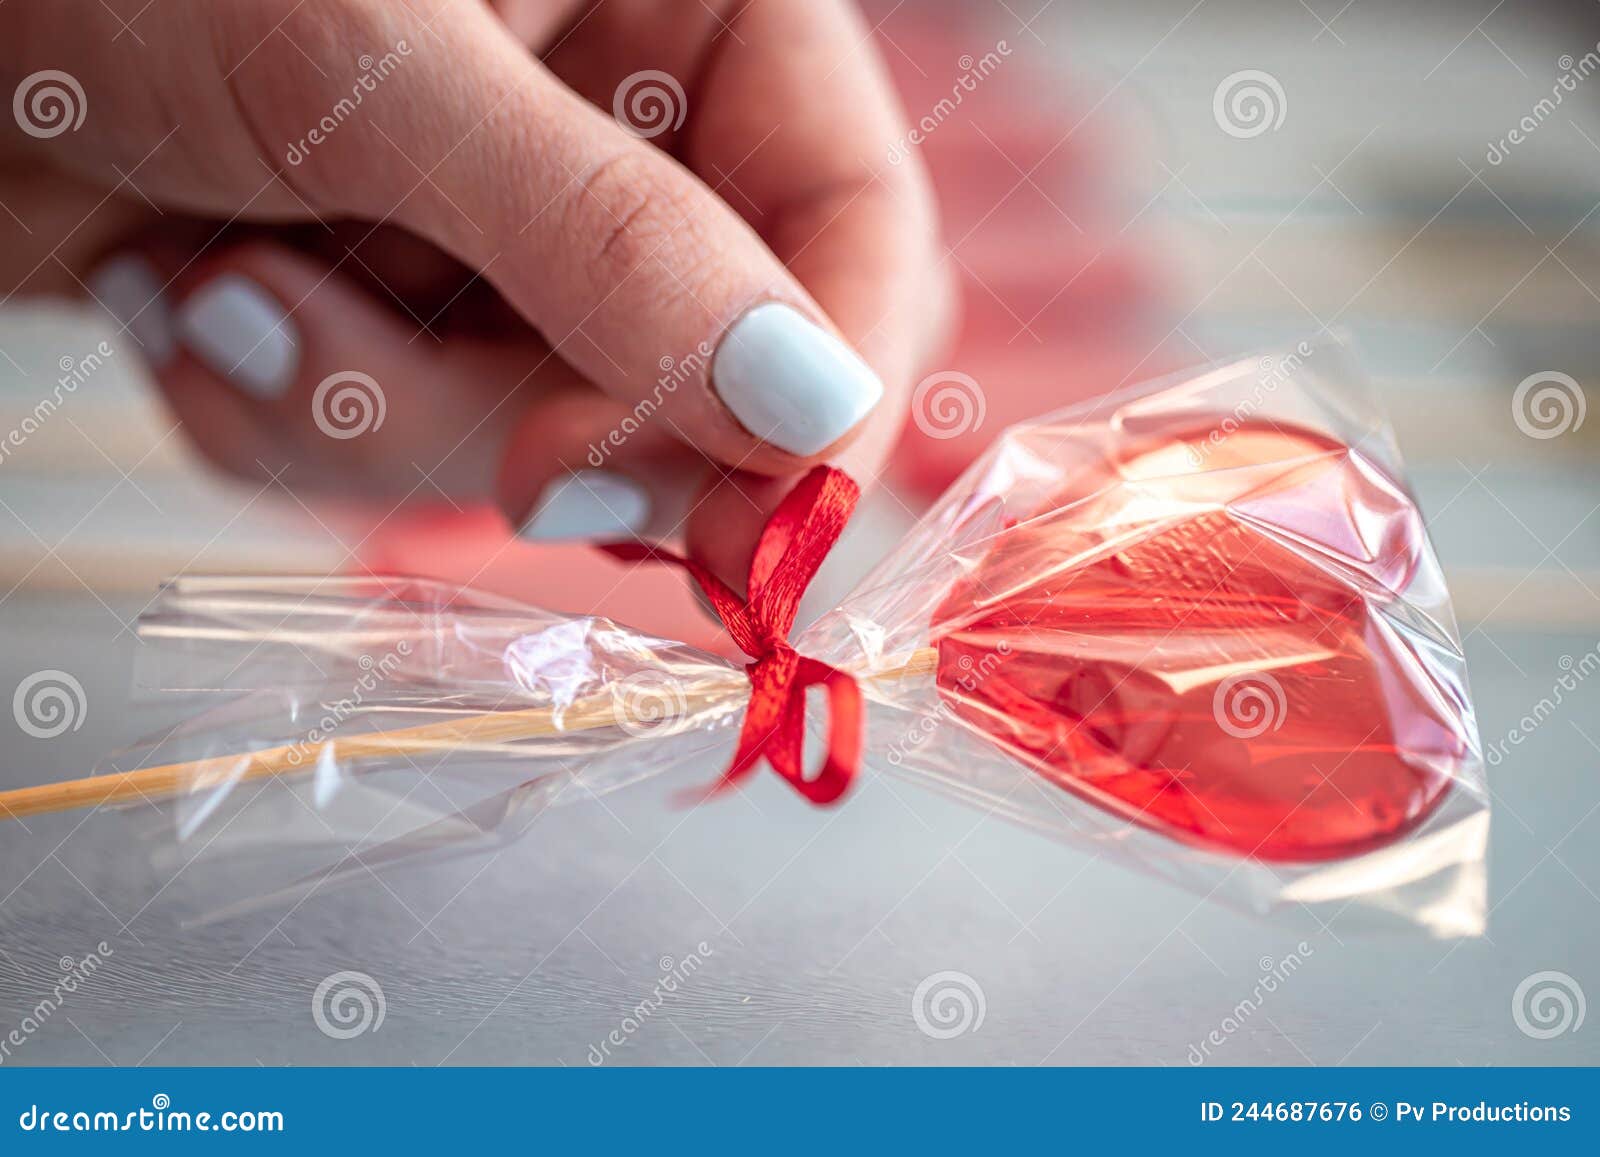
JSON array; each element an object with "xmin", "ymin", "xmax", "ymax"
[{"xmin": 288, "ymin": 6, "xmax": 886, "ymax": 476}]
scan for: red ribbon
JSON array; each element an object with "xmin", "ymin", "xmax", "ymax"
[{"xmin": 602, "ymin": 466, "xmax": 863, "ymax": 804}]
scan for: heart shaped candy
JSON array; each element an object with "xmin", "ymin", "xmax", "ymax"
[{"xmin": 932, "ymin": 421, "xmax": 1462, "ymax": 862}]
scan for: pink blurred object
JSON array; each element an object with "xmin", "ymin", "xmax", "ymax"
[
  {"xmin": 874, "ymin": 12, "xmax": 1178, "ymax": 496},
  {"xmin": 349, "ymin": 503, "xmax": 728, "ymax": 654}
]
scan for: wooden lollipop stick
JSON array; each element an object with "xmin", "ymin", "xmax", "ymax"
[{"xmin": 0, "ymin": 648, "xmax": 940, "ymax": 823}]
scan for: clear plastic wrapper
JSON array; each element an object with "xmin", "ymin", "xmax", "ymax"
[{"xmin": 78, "ymin": 340, "xmax": 1487, "ymax": 934}]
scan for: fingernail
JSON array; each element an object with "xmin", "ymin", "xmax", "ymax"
[
  {"xmin": 88, "ymin": 255, "xmax": 176, "ymax": 367},
  {"xmin": 712, "ymin": 302, "xmax": 883, "ymax": 456},
  {"xmin": 519, "ymin": 470, "xmax": 651, "ymax": 542},
  {"xmin": 175, "ymin": 273, "xmax": 298, "ymax": 399}
]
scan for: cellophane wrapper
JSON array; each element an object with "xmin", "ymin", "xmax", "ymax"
[{"xmin": 112, "ymin": 340, "xmax": 1487, "ymax": 934}]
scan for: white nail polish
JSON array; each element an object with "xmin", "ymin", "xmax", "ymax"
[
  {"xmin": 175, "ymin": 274, "xmax": 298, "ymax": 399},
  {"xmin": 712, "ymin": 302, "xmax": 883, "ymax": 456},
  {"xmin": 88, "ymin": 255, "xmax": 176, "ymax": 367},
  {"xmin": 519, "ymin": 471, "xmax": 651, "ymax": 542}
]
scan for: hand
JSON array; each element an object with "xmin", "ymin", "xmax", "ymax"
[{"xmin": 0, "ymin": 0, "xmax": 950, "ymax": 587}]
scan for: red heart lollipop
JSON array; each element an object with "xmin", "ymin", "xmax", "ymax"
[{"xmin": 933, "ymin": 420, "xmax": 1462, "ymax": 862}]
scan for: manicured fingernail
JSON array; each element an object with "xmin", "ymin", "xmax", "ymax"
[
  {"xmin": 712, "ymin": 302, "xmax": 883, "ymax": 455},
  {"xmin": 175, "ymin": 273, "xmax": 298, "ymax": 399},
  {"xmin": 519, "ymin": 470, "xmax": 651, "ymax": 542},
  {"xmin": 88, "ymin": 255, "xmax": 175, "ymax": 366}
]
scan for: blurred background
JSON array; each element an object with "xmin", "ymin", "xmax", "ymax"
[{"xmin": 1, "ymin": 0, "xmax": 1597, "ymax": 1065}]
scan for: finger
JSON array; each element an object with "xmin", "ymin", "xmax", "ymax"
[
  {"xmin": 485, "ymin": 0, "xmax": 587, "ymax": 45},
  {"xmin": 538, "ymin": 0, "xmax": 949, "ymax": 587},
  {"xmin": 547, "ymin": 0, "xmax": 951, "ymax": 433},
  {"xmin": 494, "ymin": 377, "xmax": 706, "ymax": 544},
  {"xmin": 16, "ymin": 1, "xmax": 888, "ymax": 473},
  {"xmin": 697, "ymin": 0, "xmax": 950, "ymax": 413},
  {"xmin": 86, "ymin": 238, "xmax": 576, "ymax": 500},
  {"xmin": 261, "ymin": 5, "xmax": 886, "ymax": 474},
  {"xmin": 678, "ymin": 0, "xmax": 952, "ymax": 585}
]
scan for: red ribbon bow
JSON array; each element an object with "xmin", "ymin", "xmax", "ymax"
[{"xmin": 602, "ymin": 466, "xmax": 863, "ymax": 803}]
